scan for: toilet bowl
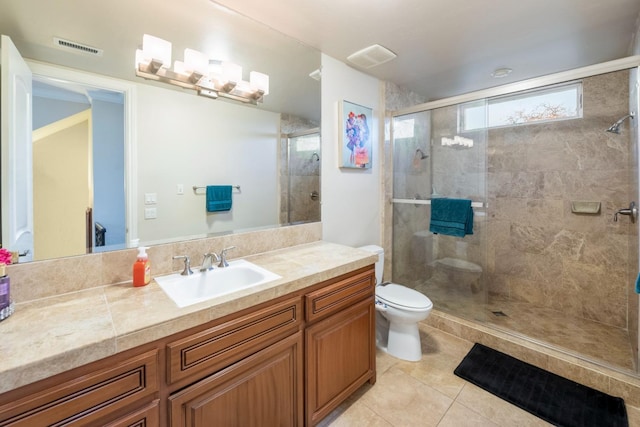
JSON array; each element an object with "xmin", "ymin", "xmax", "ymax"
[{"xmin": 359, "ymin": 245, "xmax": 433, "ymax": 362}]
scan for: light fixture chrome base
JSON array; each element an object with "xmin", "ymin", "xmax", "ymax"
[{"xmin": 135, "ymin": 64, "xmax": 265, "ymax": 105}]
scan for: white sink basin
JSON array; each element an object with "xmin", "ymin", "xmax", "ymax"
[{"xmin": 155, "ymin": 259, "xmax": 282, "ymax": 308}]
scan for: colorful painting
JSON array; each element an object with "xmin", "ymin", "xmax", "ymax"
[{"xmin": 339, "ymin": 100, "xmax": 372, "ymax": 169}]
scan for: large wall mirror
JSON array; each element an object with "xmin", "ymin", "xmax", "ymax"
[{"xmin": 0, "ymin": 0, "xmax": 321, "ymax": 263}]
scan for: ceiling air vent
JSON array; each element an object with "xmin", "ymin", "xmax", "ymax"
[
  {"xmin": 53, "ymin": 37, "xmax": 103, "ymax": 56},
  {"xmin": 347, "ymin": 44, "xmax": 396, "ymax": 69}
]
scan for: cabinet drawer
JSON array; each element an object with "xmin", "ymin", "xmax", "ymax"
[
  {"xmin": 305, "ymin": 267, "xmax": 375, "ymax": 323},
  {"xmin": 0, "ymin": 350, "xmax": 158, "ymax": 426},
  {"xmin": 167, "ymin": 297, "xmax": 302, "ymax": 384},
  {"xmin": 103, "ymin": 399, "xmax": 159, "ymax": 427}
]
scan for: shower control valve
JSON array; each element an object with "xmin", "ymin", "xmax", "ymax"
[{"xmin": 614, "ymin": 201, "xmax": 637, "ymax": 223}]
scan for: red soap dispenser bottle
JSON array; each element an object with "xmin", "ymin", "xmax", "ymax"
[{"xmin": 133, "ymin": 246, "xmax": 151, "ymax": 287}]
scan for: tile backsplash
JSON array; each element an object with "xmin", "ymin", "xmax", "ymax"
[{"xmin": 7, "ymin": 222, "xmax": 322, "ymax": 303}]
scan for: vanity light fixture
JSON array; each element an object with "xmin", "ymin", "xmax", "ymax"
[{"xmin": 134, "ymin": 34, "xmax": 269, "ymax": 105}]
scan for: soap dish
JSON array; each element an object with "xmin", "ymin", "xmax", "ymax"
[
  {"xmin": 571, "ymin": 201, "xmax": 601, "ymax": 214},
  {"xmin": 0, "ymin": 300, "xmax": 14, "ymax": 322}
]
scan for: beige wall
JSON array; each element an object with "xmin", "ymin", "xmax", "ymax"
[{"xmin": 32, "ymin": 110, "xmax": 92, "ymax": 260}]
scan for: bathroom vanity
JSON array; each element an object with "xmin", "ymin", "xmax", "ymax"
[{"xmin": 0, "ymin": 242, "xmax": 377, "ymax": 426}]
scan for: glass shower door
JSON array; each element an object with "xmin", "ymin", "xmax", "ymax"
[
  {"xmin": 286, "ymin": 129, "xmax": 321, "ymax": 224},
  {"xmin": 391, "ymin": 107, "xmax": 489, "ymax": 322}
]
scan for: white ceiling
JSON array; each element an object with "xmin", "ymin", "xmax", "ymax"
[
  {"xmin": 216, "ymin": 0, "xmax": 640, "ymax": 101},
  {"xmin": 2, "ymin": 0, "xmax": 639, "ymax": 115},
  {"xmin": 0, "ymin": 0, "xmax": 322, "ymax": 121}
]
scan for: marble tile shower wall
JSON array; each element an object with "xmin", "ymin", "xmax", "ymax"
[
  {"xmin": 487, "ymin": 70, "xmax": 633, "ymax": 329},
  {"xmin": 389, "ymin": 70, "xmax": 635, "ymax": 331}
]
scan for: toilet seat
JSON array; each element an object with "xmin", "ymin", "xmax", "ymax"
[{"xmin": 376, "ymin": 283, "xmax": 433, "ymax": 312}]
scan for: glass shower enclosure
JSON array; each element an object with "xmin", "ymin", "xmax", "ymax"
[
  {"xmin": 391, "ymin": 65, "xmax": 640, "ymax": 375},
  {"xmin": 281, "ymin": 129, "xmax": 321, "ymax": 225}
]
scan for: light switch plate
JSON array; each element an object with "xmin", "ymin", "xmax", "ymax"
[
  {"xmin": 144, "ymin": 193, "xmax": 157, "ymax": 205},
  {"xmin": 144, "ymin": 207, "xmax": 157, "ymax": 219}
]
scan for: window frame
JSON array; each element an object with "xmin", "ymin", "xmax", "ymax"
[{"xmin": 458, "ymin": 81, "xmax": 583, "ymax": 132}]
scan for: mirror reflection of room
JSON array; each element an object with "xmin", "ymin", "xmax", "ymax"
[{"xmin": 0, "ymin": 0, "xmax": 321, "ymax": 263}]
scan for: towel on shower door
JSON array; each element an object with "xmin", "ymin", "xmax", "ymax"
[
  {"xmin": 429, "ymin": 198, "xmax": 473, "ymax": 237},
  {"xmin": 206, "ymin": 185, "xmax": 233, "ymax": 212}
]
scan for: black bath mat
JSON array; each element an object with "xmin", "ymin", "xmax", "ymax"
[{"xmin": 454, "ymin": 343, "xmax": 628, "ymax": 427}]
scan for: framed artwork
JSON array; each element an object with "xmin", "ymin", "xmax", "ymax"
[{"xmin": 339, "ymin": 100, "xmax": 372, "ymax": 169}]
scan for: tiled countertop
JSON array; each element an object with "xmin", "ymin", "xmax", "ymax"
[{"xmin": 0, "ymin": 241, "xmax": 377, "ymax": 394}]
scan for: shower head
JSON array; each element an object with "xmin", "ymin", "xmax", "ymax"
[
  {"xmin": 310, "ymin": 152, "xmax": 320, "ymax": 161},
  {"xmin": 606, "ymin": 113, "xmax": 635, "ymax": 134},
  {"xmin": 415, "ymin": 148, "xmax": 428, "ymax": 160}
]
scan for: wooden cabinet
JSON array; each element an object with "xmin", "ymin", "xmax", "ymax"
[
  {"xmin": 0, "ymin": 349, "xmax": 159, "ymax": 426},
  {"xmin": 0, "ymin": 264, "xmax": 375, "ymax": 427},
  {"xmin": 169, "ymin": 332, "xmax": 303, "ymax": 427},
  {"xmin": 305, "ymin": 268, "xmax": 376, "ymax": 426}
]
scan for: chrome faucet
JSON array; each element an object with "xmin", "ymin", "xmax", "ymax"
[
  {"xmin": 173, "ymin": 255, "xmax": 194, "ymax": 276},
  {"xmin": 200, "ymin": 252, "xmax": 220, "ymax": 272},
  {"xmin": 217, "ymin": 246, "xmax": 236, "ymax": 268}
]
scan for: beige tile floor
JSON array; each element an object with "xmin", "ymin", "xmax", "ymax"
[{"xmin": 318, "ymin": 323, "xmax": 640, "ymax": 427}]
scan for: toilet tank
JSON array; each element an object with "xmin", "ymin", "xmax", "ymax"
[{"xmin": 358, "ymin": 245, "xmax": 384, "ymax": 285}]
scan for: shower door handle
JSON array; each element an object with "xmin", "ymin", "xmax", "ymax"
[{"xmin": 614, "ymin": 201, "xmax": 637, "ymax": 223}]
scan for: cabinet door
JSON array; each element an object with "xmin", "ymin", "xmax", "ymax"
[
  {"xmin": 306, "ymin": 297, "xmax": 375, "ymax": 426},
  {"xmin": 169, "ymin": 332, "xmax": 303, "ymax": 427}
]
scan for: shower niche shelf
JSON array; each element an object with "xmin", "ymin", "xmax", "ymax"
[{"xmin": 571, "ymin": 201, "xmax": 601, "ymax": 214}]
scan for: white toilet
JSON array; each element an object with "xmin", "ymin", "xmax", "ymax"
[{"xmin": 359, "ymin": 245, "xmax": 433, "ymax": 362}]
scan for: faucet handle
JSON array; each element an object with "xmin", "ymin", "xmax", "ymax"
[
  {"xmin": 173, "ymin": 255, "xmax": 194, "ymax": 276},
  {"xmin": 218, "ymin": 246, "xmax": 236, "ymax": 268}
]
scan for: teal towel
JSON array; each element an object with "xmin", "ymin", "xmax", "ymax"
[
  {"xmin": 429, "ymin": 198, "xmax": 473, "ymax": 237},
  {"xmin": 206, "ymin": 185, "xmax": 232, "ymax": 212},
  {"xmin": 636, "ymin": 272, "xmax": 640, "ymax": 294}
]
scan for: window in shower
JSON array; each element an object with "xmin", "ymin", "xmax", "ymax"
[{"xmin": 459, "ymin": 81, "xmax": 583, "ymax": 131}]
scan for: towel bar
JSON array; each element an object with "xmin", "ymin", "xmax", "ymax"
[
  {"xmin": 391, "ymin": 198, "xmax": 484, "ymax": 208},
  {"xmin": 193, "ymin": 185, "xmax": 241, "ymax": 192}
]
